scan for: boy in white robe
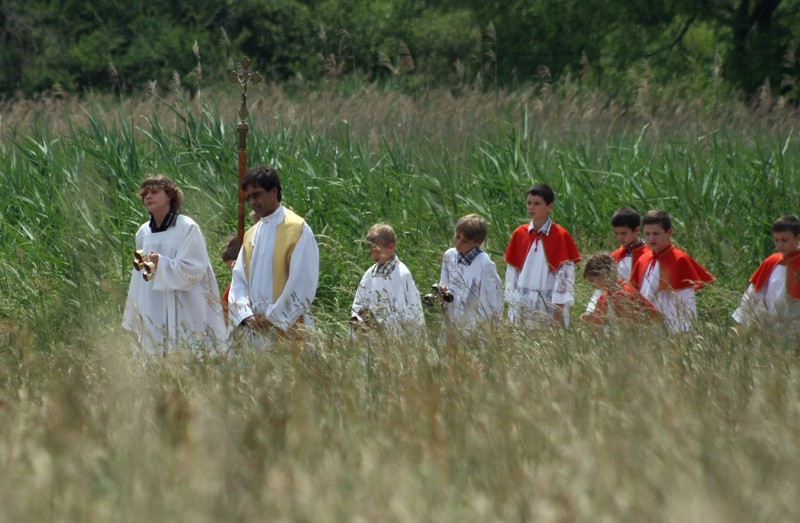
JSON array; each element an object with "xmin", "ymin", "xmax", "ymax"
[
  {"xmin": 350, "ymin": 223, "xmax": 425, "ymax": 337},
  {"xmin": 437, "ymin": 214, "xmax": 503, "ymax": 341},
  {"xmin": 122, "ymin": 175, "xmax": 227, "ymax": 354},
  {"xmin": 733, "ymin": 215, "xmax": 800, "ymax": 331},
  {"xmin": 504, "ymin": 184, "xmax": 581, "ymax": 327}
]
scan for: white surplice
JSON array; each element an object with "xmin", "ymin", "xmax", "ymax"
[
  {"xmin": 122, "ymin": 215, "xmax": 227, "ymax": 354},
  {"xmin": 228, "ymin": 205, "xmax": 319, "ymax": 331},
  {"xmin": 350, "ymin": 258, "xmax": 424, "ymax": 335},
  {"xmin": 505, "ymin": 221, "xmax": 575, "ymax": 327},
  {"xmin": 439, "ymin": 248, "xmax": 503, "ymax": 331},
  {"xmin": 639, "ymin": 261, "xmax": 696, "ymax": 332},
  {"xmin": 732, "ymin": 265, "xmax": 800, "ymax": 328}
]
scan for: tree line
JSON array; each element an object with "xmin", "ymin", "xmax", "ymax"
[{"xmin": 1, "ymin": 0, "xmax": 798, "ymax": 99}]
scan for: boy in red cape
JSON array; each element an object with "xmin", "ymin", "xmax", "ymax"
[
  {"xmin": 629, "ymin": 210, "xmax": 715, "ymax": 332},
  {"xmin": 504, "ymin": 184, "xmax": 581, "ymax": 327},
  {"xmin": 732, "ymin": 215, "xmax": 800, "ymax": 330},
  {"xmin": 580, "ymin": 253, "xmax": 660, "ymax": 327},
  {"xmin": 585, "ymin": 206, "xmax": 649, "ymax": 316}
]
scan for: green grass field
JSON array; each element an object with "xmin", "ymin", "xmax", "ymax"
[{"xmin": 1, "ymin": 83, "xmax": 799, "ymax": 521}]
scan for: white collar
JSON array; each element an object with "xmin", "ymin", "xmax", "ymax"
[{"xmin": 527, "ymin": 217, "xmax": 552, "ymax": 235}]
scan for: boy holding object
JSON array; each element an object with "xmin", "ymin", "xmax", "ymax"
[
  {"xmin": 437, "ymin": 214, "xmax": 503, "ymax": 336},
  {"xmin": 350, "ymin": 223, "xmax": 425, "ymax": 336}
]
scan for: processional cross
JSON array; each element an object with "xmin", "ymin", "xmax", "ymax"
[{"xmin": 228, "ymin": 57, "xmax": 261, "ymax": 244}]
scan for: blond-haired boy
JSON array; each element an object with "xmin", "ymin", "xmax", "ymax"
[
  {"xmin": 350, "ymin": 223, "xmax": 424, "ymax": 335},
  {"xmin": 437, "ymin": 214, "xmax": 503, "ymax": 336}
]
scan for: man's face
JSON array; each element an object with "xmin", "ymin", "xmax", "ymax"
[
  {"xmin": 613, "ymin": 226, "xmax": 640, "ymax": 247},
  {"xmin": 245, "ymin": 184, "xmax": 279, "ymax": 217},
  {"xmin": 527, "ymin": 194, "xmax": 553, "ymax": 224},
  {"xmin": 643, "ymin": 223, "xmax": 672, "ymax": 253},
  {"xmin": 773, "ymin": 230, "xmax": 800, "ymax": 257}
]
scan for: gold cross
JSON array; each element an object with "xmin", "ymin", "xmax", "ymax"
[{"xmin": 228, "ymin": 57, "xmax": 262, "ymax": 125}]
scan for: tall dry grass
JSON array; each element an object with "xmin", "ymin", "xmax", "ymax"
[{"xmin": 1, "ymin": 80, "xmax": 800, "ymax": 520}]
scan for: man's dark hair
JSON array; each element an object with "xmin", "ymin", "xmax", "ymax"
[
  {"xmin": 642, "ymin": 209, "xmax": 672, "ymax": 232},
  {"xmin": 771, "ymin": 215, "xmax": 800, "ymax": 235},
  {"xmin": 242, "ymin": 165, "xmax": 282, "ymax": 202},
  {"xmin": 611, "ymin": 206, "xmax": 641, "ymax": 229},
  {"xmin": 527, "ymin": 183, "xmax": 555, "ymax": 204}
]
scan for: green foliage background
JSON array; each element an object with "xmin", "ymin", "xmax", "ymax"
[{"xmin": 2, "ymin": 0, "xmax": 800, "ymax": 97}]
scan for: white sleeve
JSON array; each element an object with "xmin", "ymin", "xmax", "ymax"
[
  {"xmin": 227, "ymin": 247, "xmax": 253, "ymax": 326},
  {"xmin": 439, "ymin": 253, "xmax": 449, "ymax": 289},
  {"xmin": 399, "ymin": 271, "xmax": 425, "ymax": 327},
  {"xmin": 478, "ymin": 260, "xmax": 504, "ymax": 320},
  {"xmin": 351, "ymin": 270, "xmax": 371, "ymax": 318},
  {"xmin": 265, "ymin": 224, "xmax": 320, "ymax": 330},
  {"xmin": 585, "ymin": 289, "xmax": 602, "ymax": 313},
  {"xmin": 732, "ymin": 284, "xmax": 764, "ymax": 326},
  {"xmin": 152, "ymin": 222, "xmax": 211, "ymax": 292},
  {"xmin": 504, "ymin": 264, "xmax": 519, "ymax": 300},
  {"xmin": 552, "ymin": 261, "xmax": 575, "ymax": 307}
]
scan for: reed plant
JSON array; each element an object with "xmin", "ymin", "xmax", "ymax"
[{"xmin": 1, "ymin": 81, "xmax": 799, "ymax": 520}]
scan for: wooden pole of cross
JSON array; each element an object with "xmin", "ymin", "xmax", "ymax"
[{"xmin": 228, "ymin": 56, "xmax": 261, "ymax": 244}]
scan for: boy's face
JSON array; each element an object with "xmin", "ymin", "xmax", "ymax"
[
  {"xmin": 643, "ymin": 223, "xmax": 672, "ymax": 253},
  {"xmin": 773, "ymin": 230, "xmax": 800, "ymax": 257},
  {"xmin": 244, "ymin": 184, "xmax": 279, "ymax": 217},
  {"xmin": 585, "ymin": 274, "xmax": 611, "ymax": 291},
  {"xmin": 454, "ymin": 232, "xmax": 482, "ymax": 255},
  {"xmin": 527, "ymin": 194, "xmax": 553, "ymax": 224},
  {"xmin": 369, "ymin": 242, "xmax": 395, "ymax": 264},
  {"xmin": 613, "ymin": 226, "xmax": 640, "ymax": 246},
  {"xmin": 141, "ymin": 187, "xmax": 171, "ymax": 216}
]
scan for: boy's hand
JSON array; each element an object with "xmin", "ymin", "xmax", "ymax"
[
  {"xmin": 243, "ymin": 314, "xmax": 273, "ymax": 334},
  {"xmin": 149, "ymin": 252, "xmax": 159, "ymax": 269},
  {"xmin": 552, "ymin": 305, "xmax": 564, "ymax": 326}
]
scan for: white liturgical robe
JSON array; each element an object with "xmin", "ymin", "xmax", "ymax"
[
  {"xmin": 228, "ymin": 205, "xmax": 319, "ymax": 331},
  {"xmin": 122, "ymin": 215, "xmax": 227, "ymax": 354},
  {"xmin": 350, "ymin": 258, "xmax": 424, "ymax": 335},
  {"xmin": 439, "ymin": 248, "xmax": 503, "ymax": 330}
]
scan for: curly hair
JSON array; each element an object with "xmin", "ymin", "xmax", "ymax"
[{"xmin": 137, "ymin": 175, "xmax": 184, "ymax": 213}]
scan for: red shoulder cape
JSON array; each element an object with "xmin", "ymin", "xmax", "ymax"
[
  {"xmin": 749, "ymin": 251, "xmax": 800, "ymax": 299},
  {"xmin": 629, "ymin": 243, "xmax": 714, "ymax": 291},
  {"xmin": 504, "ymin": 222, "xmax": 581, "ymax": 273},
  {"xmin": 610, "ymin": 243, "xmax": 648, "ymax": 269},
  {"xmin": 584, "ymin": 279, "xmax": 661, "ymax": 325}
]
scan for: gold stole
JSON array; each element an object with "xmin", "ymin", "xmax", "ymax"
[{"xmin": 242, "ymin": 208, "xmax": 305, "ymax": 302}]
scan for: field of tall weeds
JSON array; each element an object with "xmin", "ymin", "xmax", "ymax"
[{"xmin": 1, "ymin": 82, "xmax": 799, "ymax": 521}]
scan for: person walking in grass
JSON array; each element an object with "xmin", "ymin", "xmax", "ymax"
[
  {"xmin": 584, "ymin": 206, "xmax": 648, "ymax": 315},
  {"xmin": 732, "ymin": 215, "xmax": 800, "ymax": 331},
  {"xmin": 122, "ymin": 175, "xmax": 227, "ymax": 354},
  {"xmin": 504, "ymin": 183, "xmax": 581, "ymax": 327},
  {"xmin": 580, "ymin": 252, "xmax": 660, "ymax": 328},
  {"xmin": 629, "ymin": 209, "xmax": 714, "ymax": 332},
  {"xmin": 349, "ymin": 223, "xmax": 425, "ymax": 337},
  {"xmin": 228, "ymin": 166, "xmax": 319, "ymax": 342},
  {"xmin": 436, "ymin": 214, "xmax": 503, "ymax": 344}
]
